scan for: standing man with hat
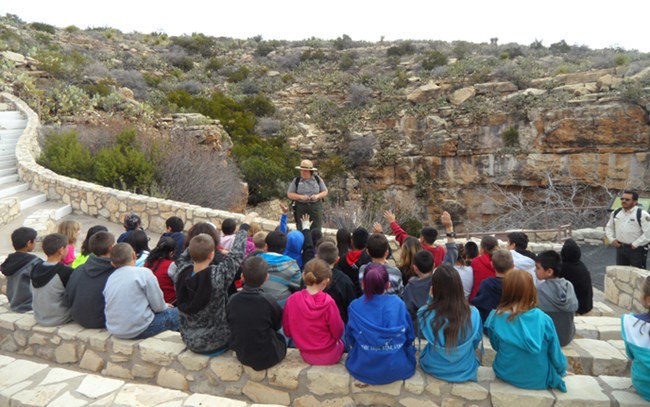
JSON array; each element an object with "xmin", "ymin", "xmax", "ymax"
[{"xmin": 287, "ymin": 159, "xmax": 328, "ymax": 230}]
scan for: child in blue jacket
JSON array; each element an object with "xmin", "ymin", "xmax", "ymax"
[
  {"xmin": 485, "ymin": 269, "xmax": 567, "ymax": 392},
  {"xmin": 621, "ymin": 276, "xmax": 650, "ymax": 401},
  {"xmin": 345, "ymin": 263, "xmax": 416, "ymax": 385},
  {"xmin": 417, "ymin": 265, "xmax": 483, "ymax": 382}
]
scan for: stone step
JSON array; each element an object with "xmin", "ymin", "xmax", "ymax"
[
  {"xmin": 0, "ymin": 173, "xmax": 19, "ymax": 185},
  {"xmin": 0, "ymin": 181, "xmax": 29, "ymax": 198},
  {"xmin": 575, "ymin": 315, "xmax": 622, "ymax": 340},
  {"xmin": 0, "ymin": 129, "xmax": 22, "ymax": 140},
  {"xmin": 0, "ymin": 111, "xmax": 23, "ymax": 120},
  {"xmin": 18, "ymin": 191, "xmax": 47, "ymax": 211},
  {"xmin": 0, "ymin": 167, "xmax": 16, "ymax": 177},
  {"xmin": 0, "ymin": 355, "xmax": 267, "ymax": 407},
  {"xmin": 0, "ymin": 153, "xmax": 15, "ymax": 162},
  {"xmin": 0, "ymin": 160, "xmax": 16, "ymax": 170},
  {"xmin": 0, "ymin": 144, "xmax": 17, "ymax": 154},
  {"xmin": 0, "ymin": 119, "xmax": 27, "ymax": 130}
]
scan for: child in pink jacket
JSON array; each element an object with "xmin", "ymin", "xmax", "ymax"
[{"xmin": 283, "ymin": 258, "xmax": 344, "ymax": 365}]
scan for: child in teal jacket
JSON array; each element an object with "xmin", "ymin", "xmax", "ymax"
[
  {"xmin": 485, "ymin": 269, "xmax": 567, "ymax": 392},
  {"xmin": 621, "ymin": 276, "xmax": 650, "ymax": 401}
]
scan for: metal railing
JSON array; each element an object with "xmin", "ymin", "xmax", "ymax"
[{"xmin": 463, "ymin": 224, "xmax": 573, "ymax": 243}]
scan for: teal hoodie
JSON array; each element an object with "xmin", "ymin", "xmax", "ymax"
[
  {"xmin": 621, "ymin": 313, "xmax": 650, "ymax": 401},
  {"xmin": 417, "ymin": 305, "xmax": 483, "ymax": 382},
  {"xmin": 485, "ymin": 308, "xmax": 567, "ymax": 392}
]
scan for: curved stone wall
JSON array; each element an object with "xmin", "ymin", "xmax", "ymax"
[{"xmin": 604, "ymin": 265, "xmax": 649, "ymax": 313}]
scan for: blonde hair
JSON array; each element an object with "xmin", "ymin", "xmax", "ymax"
[
  {"xmin": 57, "ymin": 220, "xmax": 80, "ymax": 245},
  {"xmin": 303, "ymin": 259, "xmax": 332, "ymax": 286},
  {"xmin": 248, "ymin": 222, "xmax": 262, "ymax": 237}
]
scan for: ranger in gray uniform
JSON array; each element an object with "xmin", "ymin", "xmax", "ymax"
[{"xmin": 287, "ymin": 159, "xmax": 328, "ymax": 230}]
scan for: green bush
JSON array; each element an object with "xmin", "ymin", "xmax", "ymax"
[
  {"xmin": 386, "ymin": 41, "xmax": 415, "ymax": 57},
  {"xmin": 93, "ymin": 130, "xmax": 155, "ymax": 192},
  {"xmin": 84, "ymin": 79, "xmax": 114, "ymax": 97},
  {"xmin": 242, "ymin": 94, "xmax": 275, "ymax": 117},
  {"xmin": 38, "ymin": 131, "xmax": 93, "ymax": 180},
  {"xmin": 421, "ymin": 50, "xmax": 448, "ymax": 70},
  {"xmin": 300, "ymin": 48, "xmax": 327, "ymax": 62},
  {"xmin": 502, "ymin": 126, "xmax": 519, "ymax": 147},
  {"xmin": 64, "ymin": 25, "xmax": 80, "ymax": 33},
  {"xmin": 30, "ymin": 22, "xmax": 55, "ymax": 35},
  {"xmin": 170, "ymin": 33, "xmax": 216, "ymax": 57},
  {"xmin": 205, "ymin": 57, "xmax": 224, "ymax": 72},
  {"xmin": 226, "ymin": 66, "xmax": 250, "ymax": 83}
]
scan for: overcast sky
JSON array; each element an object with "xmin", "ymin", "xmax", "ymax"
[{"xmin": 3, "ymin": 0, "xmax": 649, "ymax": 51}]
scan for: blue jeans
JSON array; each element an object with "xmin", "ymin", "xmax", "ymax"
[{"xmin": 134, "ymin": 307, "xmax": 180, "ymax": 339}]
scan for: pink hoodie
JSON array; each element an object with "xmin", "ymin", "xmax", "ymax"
[{"xmin": 283, "ymin": 290, "xmax": 344, "ymax": 365}]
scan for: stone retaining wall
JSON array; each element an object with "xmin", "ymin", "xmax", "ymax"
[
  {"xmin": 0, "ymin": 295, "xmax": 639, "ymax": 406},
  {"xmin": 604, "ymin": 265, "xmax": 649, "ymax": 313},
  {"xmin": 0, "ymin": 197, "xmax": 19, "ymax": 225}
]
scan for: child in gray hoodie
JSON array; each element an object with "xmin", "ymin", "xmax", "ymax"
[
  {"xmin": 1, "ymin": 227, "xmax": 42, "ymax": 312},
  {"xmin": 535, "ymin": 250, "xmax": 579, "ymax": 346}
]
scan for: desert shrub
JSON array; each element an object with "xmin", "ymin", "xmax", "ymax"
[
  {"xmin": 339, "ymin": 51, "xmax": 356, "ymax": 71},
  {"xmin": 238, "ymin": 80, "xmax": 260, "ymax": 95},
  {"xmin": 421, "ymin": 50, "xmax": 448, "ymax": 70},
  {"xmin": 84, "ymin": 62, "xmax": 109, "ymax": 80},
  {"xmin": 301, "ymin": 48, "xmax": 327, "ymax": 62},
  {"xmin": 348, "ymin": 83, "xmax": 372, "ymax": 108},
  {"xmin": 174, "ymin": 80, "xmax": 203, "ymax": 95},
  {"xmin": 255, "ymin": 41, "xmax": 276, "ymax": 57},
  {"xmin": 242, "ymin": 94, "xmax": 275, "ymax": 117},
  {"xmin": 64, "ymin": 25, "xmax": 80, "ymax": 33},
  {"xmin": 40, "ymin": 85, "xmax": 95, "ymax": 121},
  {"xmin": 255, "ymin": 117, "xmax": 282, "ymax": 136},
  {"xmin": 84, "ymin": 79, "xmax": 114, "ymax": 97},
  {"xmin": 502, "ymin": 126, "xmax": 519, "ymax": 147},
  {"xmin": 93, "ymin": 130, "xmax": 155, "ymax": 192},
  {"xmin": 549, "ymin": 40, "xmax": 571, "ymax": 54},
  {"xmin": 38, "ymin": 130, "xmax": 93, "ymax": 180},
  {"xmin": 386, "ymin": 41, "xmax": 416, "ymax": 57},
  {"xmin": 345, "ymin": 134, "xmax": 375, "ymax": 168},
  {"xmin": 226, "ymin": 66, "xmax": 250, "ymax": 82},
  {"xmin": 205, "ymin": 57, "xmax": 224, "ymax": 72},
  {"xmin": 30, "ymin": 22, "xmax": 55, "ymax": 35},
  {"xmin": 110, "ymin": 69, "xmax": 148, "ymax": 97},
  {"xmin": 333, "ymin": 34, "xmax": 354, "ymax": 50},
  {"xmin": 170, "ymin": 33, "xmax": 216, "ymax": 57},
  {"xmin": 156, "ymin": 136, "xmax": 245, "ymax": 209},
  {"xmin": 318, "ymin": 156, "xmax": 347, "ymax": 180},
  {"xmin": 34, "ymin": 49, "xmax": 87, "ymax": 81}
]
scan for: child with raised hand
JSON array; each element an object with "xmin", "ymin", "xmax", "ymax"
[
  {"xmin": 417, "ymin": 264, "xmax": 483, "ymax": 382},
  {"xmin": 57, "ymin": 220, "xmax": 80, "ymax": 266},
  {"xmin": 228, "ymin": 256, "xmax": 287, "ymax": 371},
  {"xmin": 145, "ymin": 237, "xmax": 177, "ymax": 304},
  {"xmin": 621, "ymin": 276, "xmax": 650, "ymax": 401},
  {"xmin": 485, "ymin": 269, "xmax": 567, "ymax": 392},
  {"xmin": 31, "ymin": 233, "xmax": 74, "ymax": 326},
  {"xmin": 346, "ymin": 263, "xmax": 416, "ymax": 384},
  {"xmin": 71, "ymin": 225, "xmax": 108, "ymax": 269},
  {"xmin": 283, "ymin": 258, "xmax": 344, "ymax": 365}
]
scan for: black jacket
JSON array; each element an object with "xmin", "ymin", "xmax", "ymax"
[
  {"xmin": 324, "ymin": 267, "xmax": 356, "ymax": 324},
  {"xmin": 338, "ymin": 249, "xmax": 372, "ymax": 297},
  {"xmin": 65, "ymin": 255, "xmax": 115, "ymax": 328},
  {"xmin": 560, "ymin": 239, "xmax": 593, "ymax": 315},
  {"xmin": 471, "ymin": 276, "xmax": 504, "ymax": 327},
  {"xmin": 227, "ymin": 286, "xmax": 287, "ymax": 370}
]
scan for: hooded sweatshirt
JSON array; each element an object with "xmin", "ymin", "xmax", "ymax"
[
  {"xmin": 283, "ymin": 289, "xmax": 345, "ymax": 365},
  {"xmin": 621, "ymin": 313, "xmax": 650, "ymax": 401},
  {"xmin": 323, "ymin": 267, "xmax": 356, "ymax": 324},
  {"xmin": 160, "ymin": 231, "xmax": 185, "ymax": 260},
  {"xmin": 485, "ymin": 308, "xmax": 567, "ymax": 392},
  {"xmin": 345, "ymin": 294, "xmax": 416, "ymax": 385},
  {"xmin": 511, "ymin": 250, "xmax": 538, "ymax": 286},
  {"xmin": 258, "ymin": 252, "xmax": 301, "ymax": 306},
  {"xmin": 470, "ymin": 276, "xmax": 504, "ymax": 326},
  {"xmin": 417, "ymin": 305, "xmax": 483, "ymax": 382},
  {"xmin": 339, "ymin": 249, "xmax": 372, "ymax": 296},
  {"xmin": 1, "ymin": 252, "xmax": 42, "ymax": 312},
  {"xmin": 227, "ymin": 286, "xmax": 287, "ymax": 371},
  {"xmin": 469, "ymin": 253, "xmax": 495, "ymax": 301},
  {"xmin": 65, "ymin": 255, "xmax": 115, "ymax": 328},
  {"xmin": 175, "ymin": 226, "xmax": 248, "ymax": 353},
  {"xmin": 560, "ymin": 239, "xmax": 593, "ymax": 315},
  {"xmin": 537, "ymin": 278, "xmax": 579, "ymax": 346},
  {"xmin": 30, "ymin": 262, "xmax": 73, "ymax": 326},
  {"xmin": 283, "ymin": 230, "xmax": 305, "ymax": 269}
]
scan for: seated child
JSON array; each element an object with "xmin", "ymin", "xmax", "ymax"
[
  {"xmin": 317, "ymin": 241, "xmax": 356, "ymax": 324},
  {"xmin": 384, "ymin": 210, "xmax": 446, "ymax": 267},
  {"xmin": 124, "ymin": 229, "xmax": 150, "ymax": 267},
  {"xmin": 227, "ymin": 256, "xmax": 287, "ymax": 370},
  {"xmin": 57, "ymin": 220, "xmax": 80, "ymax": 266},
  {"xmin": 220, "ymin": 218, "xmax": 237, "ymax": 251},
  {"xmin": 346, "ymin": 263, "xmax": 416, "ymax": 384},
  {"xmin": 258, "ymin": 230, "xmax": 302, "ymax": 307},
  {"xmin": 358, "ymin": 233, "xmax": 403, "ymax": 296},
  {"xmin": 104, "ymin": 243, "xmax": 179, "ymax": 339},
  {"xmin": 454, "ymin": 243, "xmax": 475, "ymax": 299},
  {"xmin": 485, "ymin": 269, "xmax": 567, "ymax": 392},
  {"xmin": 469, "ymin": 236, "xmax": 499, "ymax": 300},
  {"xmin": 338, "ymin": 227, "xmax": 372, "ymax": 296},
  {"xmin": 560, "ymin": 239, "xmax": 593, "ymax": 315},
  {"xmin": 159, "ymin": 216, "xmax": 185, "ymax": 260},
  {"xmin": 471, "ymin": 249, "xmax": 514, "ymax": 326},
  {"xmin": 1, "ymin": 227, "xmax": 42, "ymax": 312},
  {"xmin": 402, "ymin": 250, "xmax": 434, "ymax": 330},
  {"xmin": 283, "ymin": 258, "xmax": 345, "ymax": 365},
  {"xmin": 245, "ymin": 222, "xmax": 262, "ymax": 255},
  {"xmin": 117, "ymin": 213, "xmax": 142, "ymax": 243},
  {"xmin": 66, "ymin": 231, "xmax": 116, "ymax": 328},
  {"xmin": 251, "ymin": 231, "xmax": 268, "ymax": 253},
  {"xmin": 31, "ymin": 233, "xmax": 74, "ymax": 326},
  {"xmin": 145, "ymin": 237, "xmax": 177, "ymax": 304},
  {"xmin": 621, "ymin": 276, "xmax": 650, "ymax": 401},
  {"xmin": 175, "ymin": 212, "xmax": 256, "ymax": 354},
  {"xmin": 536, "ymin": 250, "xmax": 579, "ymax": 346},
  {"xmin": 71, "ymin": 225, "xmax": 108, "ymax": 269},
  {"xmin": 417, "ymin": 264, "xmax": 483, "ymax": 382}
]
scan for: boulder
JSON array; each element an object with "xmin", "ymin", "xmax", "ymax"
[
  {"xmin": 407, "ymin": 81, "xmax": 443, "ymax": 104},
  {"xmin": 1, "ymin": 51, "xmax": 25, "ymax": 65},
  {"xmin": 449, "ymin": 86, "xmax": 476, "ymax": 106}
]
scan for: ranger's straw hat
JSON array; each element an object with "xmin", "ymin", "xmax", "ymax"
[{"xmin": 295, "ymin": 159, "xmax": 317, "ymax": 171}]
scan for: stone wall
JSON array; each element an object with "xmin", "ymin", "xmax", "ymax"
[
  {"xmin": 604, "ymin": 265, "xmax": 649, "ymax": 313},
  {"xmin": 0, "ymin": 197, "xmax": 19, "ymax": 225},
  {"xmin": 0, "ymin": 301, "xmax": 642, "ymax": 406}
]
